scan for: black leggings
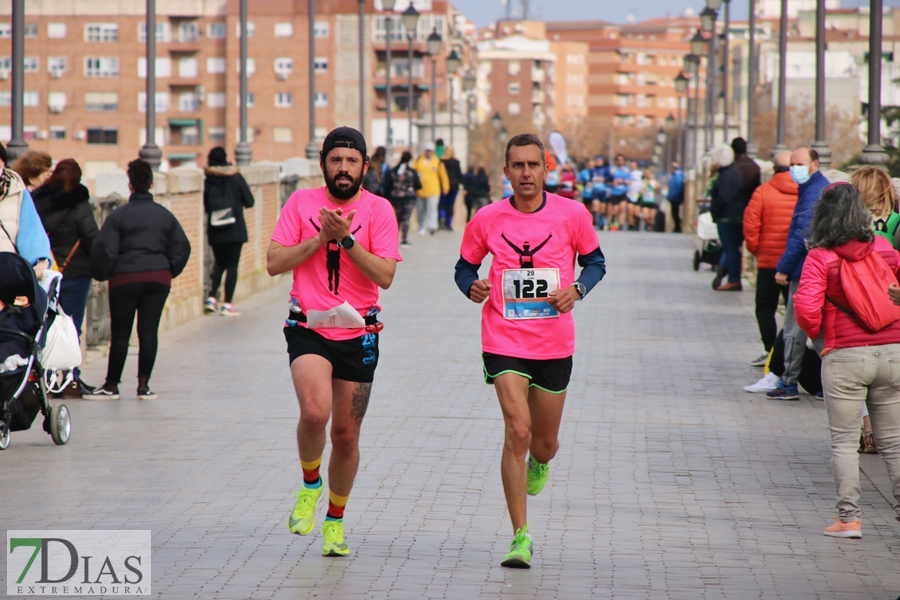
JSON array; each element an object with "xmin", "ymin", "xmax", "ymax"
[
  {"xmin": 106, "ymin": 282, "xmax": 170, "ymax": 385},
  {"xmin": 210, "ymin": 242, "xmax": 243, "ymax": 303},
  {"xmin": 670, "ymin": 200, "xmax": 683, "ymax": 233}
]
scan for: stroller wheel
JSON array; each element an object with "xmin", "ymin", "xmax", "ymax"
[
  {"xmin": 49, "ymin": 405, "xmax": 71, "ymax": 446},
  {"xmin": 0, "ymin": 420, "xmax": 9, "ymax": 450},
  {"xmin": 693, "ymin": 250, "xmax": 701, "ymax": 271}
]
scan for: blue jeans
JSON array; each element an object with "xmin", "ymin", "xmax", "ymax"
[
  {"xmin": 58, "ymin": 277, "xmax": 91, "ymax": 379},
  {"xmin": 716, "ymin": 221, "xmax": 744, "ymax": 284}
]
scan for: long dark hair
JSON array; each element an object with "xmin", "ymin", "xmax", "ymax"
[
  {"xmin": 807, "ymin": 183, "xmax": 874, "ymax": 249},
  {"xmin": 395, "ymin": 151, "xmax": 412, "ymax": 168},
  {"xmin": 38, "ymin": 158, "xmax": 82, "ymax": 193}
]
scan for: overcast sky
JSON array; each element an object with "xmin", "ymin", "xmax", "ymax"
[{"xmin": 451, "ymin": 0, "xmax": 877, "ymax": 28}]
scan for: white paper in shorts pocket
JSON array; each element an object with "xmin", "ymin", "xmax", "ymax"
[
  {"xmin": 306, "ymin": 302, "xmax": 366, "ymax": 329},
  {"xmin": 43, "ymin": 308, "xmax": 82, "ymax": 370}
]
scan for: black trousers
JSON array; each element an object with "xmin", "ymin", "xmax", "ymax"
[
  {"xmin": 210, "ymin": 242, "xmax": 243, "ymax": 303},
  {"xmin": 106, "ymin": 282, "xmax": 170, "ymax": 385},
  {"xmin": 669, "ymin": 200, "xmax": 683, "ymax": 233},
  {"xmin": 756, "ymin": 268, "xmax": 789, "ymax": 351}
]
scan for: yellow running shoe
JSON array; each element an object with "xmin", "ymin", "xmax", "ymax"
[
  {"xmin": 501, "ymin": 525, "xmax": 533, "ymax": 568},
  {"xmin": 527, "ymin": 455, "xmax": 549, "ymax": 496},
  {"xmin": 288, "ymin": 484, "xmax": 323, "ymax": 535},
  {"xmin": 321, "ymin": 520, "xmax": 350, "ymax": 557}
]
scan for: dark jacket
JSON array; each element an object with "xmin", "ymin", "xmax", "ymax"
[
  {"xmin": 91, "ymin": 193, "xmax": 191, "ymax": 282},
  {"xmin": 203, "ymin": 166, "xmax": 255, "ymax": 245},
  {"xmin": 776, "ymin": 170, "xmax": 829, "ymax": 281},
  {"xmin": 442, "ymin": 158, "xmax": 463, "ymax": 190},
  {"xmin": 709, "ymin": 164, "xmax": 746, "ymax": 222},
  {"xmin": 471, "ymin": 173, "xmax": 491, "ymax": 198},
  {"xmin": 733, "ymin": 154, "xmax": 762, "ymax": 207},
  {"xmin": 32, "ymin": 184, "xmax": 99, "ymax": 279}
]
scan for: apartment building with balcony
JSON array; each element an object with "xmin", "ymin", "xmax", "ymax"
[{"xmin": 0, "ymin": 0, "xmax": 465, "ymax": 176}]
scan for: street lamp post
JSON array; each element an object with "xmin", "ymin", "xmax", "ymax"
[
  {"xmin": 402, "ymin": 5, "xmax": 420, "ymax": 154},
  {"xmin": 427, "ymin": 29, "xmax": 442, "ymax": 144},
  {"xmin": 383, "ymin": 0, "xmax": 396, "ymax": 159},
  {"xmin": 656, "ymin": 126, "xmax": 667, "ymax": 181},
  {"xmin": 236, "ymin": 0, "xmax": 253, "ymax": 165},
  {"xmin": 722, "ymin": 0, "xmax": 731, "ymax": 142},
  {"xmin": 773, "ymin": 0, "xmax": 788, "ymax": 156},
  {"xmin": 303, "ymin": 0, "xmax": 317, "ymax": 161},
  {"xmin": 463, "ymin": 68, "xmax": 476, "ymax": 167},
  {"xmin": 747, "ymin": 0, "xmax": 758, "ymax": 157},
  {"xmin": 810, "ymin": 0, "xmax": 832, "ymax": 169},
  {"xmin": 359, "ymin": 0, "xmax": 365, "ymax": 135},
  {"xmin": 6, "ymin": 0, "xmax": 27, "ymax": 161},
  {"xmin": 138, "ymin": 0, "xmax": 162, "ymax": 170},
  {"xmin": 858, "ymin": 0, "xmax": 889, "ymax": 166},
  {"xmin": 447, "ymin": 50, "xmax": 461, "ymax": 148},
  {"xmin": 688, "ymin": 31, "xmax": 706, "ymax": 167},
  {"xmin": 499, "ymin": 126, "xmax": 509, "ymax": 200},
  {"xmin": 701, "ymin": 7, "xmax": 718, "ymax": 150},
  {"xmin": 675, "ymin": 73, "xmax": 689, "ymax": 167},
  {"xmin": 492, "ymin": 112, "xmax": 503, "ymax": 201}
]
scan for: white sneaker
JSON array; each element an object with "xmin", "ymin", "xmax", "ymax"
[{"xmin": 743, "ymin": 372, "xmax": 780, "ymax": 393}]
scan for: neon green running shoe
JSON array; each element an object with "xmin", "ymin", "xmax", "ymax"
[
  {"xmin": 527, "ymin": 455, "xmax": 549, "ymax": 496},
  {"xmin": 501, "ymin": 525, "xmax": 533, "ymax": 568},
  {"xmin": 322, "ymin": 520, "xmax": 350, "ymax": 557},
  {"xmin": 288, "ymin": 484, "xmax": 323, "ymax": 535}
]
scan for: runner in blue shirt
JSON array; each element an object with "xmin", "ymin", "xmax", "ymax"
[
  {"xmin": 591, "ymin": 156, "xmax": 611, "ymax": 230},
  {"xmin": 608, "ymin": 154, "xmax": 630, "ymax": 231}
]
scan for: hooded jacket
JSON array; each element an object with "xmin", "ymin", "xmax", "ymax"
[
  {"xmin": 412, "ymin": 154, "xmax": 449, "ymax": 198},
  {"xmin": 776, "ymin": 170, "xmax": 829, "ymax": 281},
  {"xmin": 742, "ymin": 171, "xmax": 799, "ymax": 269},
  {"xmin": 794, "ymin": 236, "xmax": 900, "ymax": 354},
  {"xmin": 0, "ymin": 171, "xmax": 52, "ymax": 266},
  {"xmin": 203, "ymin": 165, "xmax": 255, "ymax": 245},
  {"xmin": 709, "ymin": 163, "xmax": 746, "ymax": 222},
  {"xmin": 33, "ymin": 183, "xmax": 99, "ymax": 279},
  {"xmin": 91, "ymin": 192, "xmax": 191, "ymax": 282}
]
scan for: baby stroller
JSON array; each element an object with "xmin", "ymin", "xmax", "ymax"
[
  {"xmin": 692, "ymin": 198, "xmax": 723, "ymax": 271},
  {"xmin": 0, "ymin": 252, "xmax": 72, "ymax": 449}
]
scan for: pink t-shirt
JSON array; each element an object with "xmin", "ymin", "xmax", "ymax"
[
  {"xmin": 272, "ymin": 187, "xmax": 402, "ymax": 340},
  {"xmin": 460, "ymin": 193, "xmax": 600, "ymax": 359}
]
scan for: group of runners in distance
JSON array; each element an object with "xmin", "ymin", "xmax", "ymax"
[{"xmin": 266, "ymin": 126, "xmax": 606, "ymax": 568}]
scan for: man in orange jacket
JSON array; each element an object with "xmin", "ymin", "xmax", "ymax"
[{"xmin": 742, "ymin": 150, "xmax": 798, "ymax": 374}]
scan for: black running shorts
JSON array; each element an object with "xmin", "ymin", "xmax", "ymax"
[
  {"xmin": 482, "ymin": 352, "xmax": 573, "ymax": 394},
  {"xmin": 284, "ymin": 326, "xmax": 379, "ymax": 383},
  {"xmin": 608, "ymin": 193, "xmax": 627, "ymax": 206}
]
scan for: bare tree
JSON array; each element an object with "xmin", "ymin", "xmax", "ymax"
[{"xmin": 753, "ymin": 100, "xmax": 863, "ymax": 166}]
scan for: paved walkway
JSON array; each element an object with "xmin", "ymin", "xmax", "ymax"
[{"xmin": 4, "ymin": 230, "xmax": 900, "ymax": 599}]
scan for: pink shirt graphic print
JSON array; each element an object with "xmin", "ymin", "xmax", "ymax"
[
  {"xmin": 459, "ymin": 193, "xmax": 600, "ymax": 360},
  {"xmin": 272, "ymin": 187, "xmax": 402, "ymax": 341}
]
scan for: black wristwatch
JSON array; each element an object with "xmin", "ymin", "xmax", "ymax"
[
  {"xmin": 572, "ymin": 281, "xmax": 587, "ymax": 300},
  {"xmin": 337, "ymin": 233, "xmax": 355, "ymax": 250}
]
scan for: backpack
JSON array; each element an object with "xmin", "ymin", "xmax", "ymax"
[
  {"xmin": 362, "ymin": 168, "xmax": 381, "ymax": 194},
  {"xmin": 873, "ymin": 212, "xmax": 900, "ymax": 249},
  {"xmin": 827, "ymin": 249, "xmax": 900, "ymax": 333},
  {"xmin": 392, "ymin": 166, "xmax": 417, "ymax": 198}
]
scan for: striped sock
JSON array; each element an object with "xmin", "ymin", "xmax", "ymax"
[
  {"xmin": 325, "ymin": 491, "xmax": 349, "ymax": 522},
  {"xmin": 300, "ymin": 457, "xmax": 322, "ymax": 489}
]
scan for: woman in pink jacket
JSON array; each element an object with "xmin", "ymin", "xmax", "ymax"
[{"xmin": 793, "ymin": 182, "xmax": 900, "ymax": 539}]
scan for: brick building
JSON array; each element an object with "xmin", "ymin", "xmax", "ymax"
[{"xmin": 0, "ymin": 0, "xmax": 467, "ymax": 177}]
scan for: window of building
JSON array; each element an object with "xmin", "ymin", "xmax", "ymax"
[
  {"xmin": 24, "ymin": 23, "xmax": 37, "ymax": 38},
  {"xmin": 636, "ymin": 94, "xmax": 647, "ymax": 107},
  {"xmin": 508, "ymin": 102, "xmax": 520, "ymax": 115},
  {"xmin": 23, "ymin": 126, "xmax": 38, "ymax": 139},
  {"xmin": 23, "ymin": 57, "xmax": 38, "ymax": 73},
  {"xmin": 179, "ymin": 92, "xmax": 199, "ymax": 112},
  {"xmin": 314, "ymin": 93, "xmax": 328, "ymax": 107},
  {"xmin": 87, "ymin": 127, "xmax": 119, "ymax": 144},
  {"xmin": 86, "ymin": 23, "xmax": 118, "ymax": 42},
  {"xmin": 0, "ymin": 56, "xmax": 10, "ymax": 72},
  {"xmin": 169, "ymin": 124, "xmax": 199, "ymax": 145},
  {"xmin": 235, "ymin": 22, "xmax": 255, "ymax": 38},
  {"xmin": 236, "ymin": 93, "xmax": 255, "ymax": 107},
  {"xmin": 48, "ymin": 92, "xmax": 66, "ymax": 112},
  {"xmin": 235, "ymin": 127, "xmax": 255, "ymax": 143},
  {"xmin": 138, "ymin": 57, "xmax": 171, "ymax": 78},
  {"xmin": 275, "ymin": 93, "xmax": 293, "ymax": 108},
  {"xmin": 85, "ymin": 57, "xmax": 119, "ymax": 77},
  {"xmin": 50, "ymin": 126, "xmax": 66, "ymax": 140},
  {"xmin": 207, "ymin": 22, "xmax": 225, "ymax": 39},
  {"xmin": 22, "ymin": 91, "xmax": 38, "ymax": 107},
  {"xmin": 178, "ymin": 57, "xmax": 198, "ymax": 78},
  {"xmin": 0, "ymin": 91, "xmax": 10, "ymax": 106},
  {"xmin": 139, "ymin": 22, "xmax": 170, "ymax": 42},
  {"xmin": 85, "ymin": 92, "xmax": 118, "ymax": 112},
  {"xmin": 236, "ymin": 58, "xmax": 256, "ymax": 75},
  {"xmin": 314, "ymin": 22, "xmax": 329, "ymax": 37},
  {"xmin": 48, "ymin": 57, "xmax": 67, "ymax": 77},
  {"xmin": 0, "ymin": 23, "xmax": 10, "ymax": 38},
  {"xmin": 207, "ymin": 57, "xmax": 226, "ymax": 74},
  {"xmin": 207, "ymin": 92, "xmax": 225, "ymax": 108},
  {"xmin": 208, "ymin": 127, "xmax": 226, "ymax": 143},
  {"xmin": 275, "ymin": 22, "xmax": 293, "ymax": 38},
  {"xmin": 275, "ymin": 58, "xmax": 293, "ymax": 75},
  {"xmin": 273, "ymin": 127, "xmax": 293, "ymax": 143},
  {"xmin": 179, "ymin": 22, "xmax": 199, "ymax": 42},
  {"xmin": 314, "ymin": 58, "xmax": 328, "ymax": 73},
  {"xmin": 508, "ymin": 60, "xmax": 520, "ymax": 76},
  {"xmin": 636, "ymin": 73, "xmax": 644, "ymax": 85},
  {"xmin": 138, "ymin": 92, "xmax": 170, "ymax": 113},
  {"xmin": 508, "ymin": 82, "xmax": 520, "ymax": 94},
  {"xmin": 48, "ymin": 23, "xmax": 66, "ymax": 38}
]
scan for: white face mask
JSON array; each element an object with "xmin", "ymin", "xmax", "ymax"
[{"xmin": 790, "ymin": 165, "xmax": 811, "ymax": 185}]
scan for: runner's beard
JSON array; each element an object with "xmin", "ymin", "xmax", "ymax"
[{"xmin": 326, "ymin": 170, "xmax": 363, "ymax": 200}]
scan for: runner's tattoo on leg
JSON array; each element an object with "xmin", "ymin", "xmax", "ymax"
[{"xmin": 351, "ymin": 383, "xmax": 372, "ymax": 420}]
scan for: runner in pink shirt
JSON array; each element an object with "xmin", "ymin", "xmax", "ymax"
[
  {"xmin": 455, "ymin": 133, "xmax": 606, "ymax": 568},
  {"xmin": 267, "ymin": 127, "xmax": 401, "ymax": 558}
]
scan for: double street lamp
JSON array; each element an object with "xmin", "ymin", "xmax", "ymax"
[
  {"xmin": 463, "ymin": 68, "xmax": 477, "ymax": 167},
  {"xmin": 402, "ymin": 4, "xmax": 420, "ymax": 153},
  {"xmin": 447, "ymin": 49, "xmax": 462, "ymax": 147},
  {"xmin": 381, "ymin": 0, "xmax": 397, "ymax": 158},
  {"xmin": 686, "ymin": 33, "xmax": 705, "ymax": 169},
  {"xmin": 492, "ymin": 112, "xmax": 507, "ymax": 200},
  {"xmin": 427, "ymin": 28, "xmax": 442, "ymax": 144},
  {"xmin": 674, "ymin": 72, "xmax": 689, "ymax": 168},
  {"xmin": 700, "ymin": 6, "xmax": 718, "ymax": 150}
]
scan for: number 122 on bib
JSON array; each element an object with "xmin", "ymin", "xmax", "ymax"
[{"xmin": 502, "ymin": 268, "xmax": 561, "ymax": 320}]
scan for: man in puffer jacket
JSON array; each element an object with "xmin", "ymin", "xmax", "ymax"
[
  {"xmin": 766, "ymin": 147, "xmax": 829, "ymax": 400},
  {"xmin": 742, "ymin": 151, "xmax": 798, "ymax": 364}
]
